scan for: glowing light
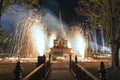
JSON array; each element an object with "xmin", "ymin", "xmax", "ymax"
[
  {"xmin": 32, "ymin": 24, "xmax": 46, "ymax": 56},
  {"xmin": 48, "ymin": 33, "xmax": 56, "ymax": 48},
  {"xmin": 68, "ymin": 41, "xmax": 72, "ymax": 48},
  {"xmin": 73, "ymin": 34, "xmax": 86, "ymax": 59}
]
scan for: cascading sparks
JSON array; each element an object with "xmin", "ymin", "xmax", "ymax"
[
  {"xmin": 1, "ymin": 4, "xmax": 111, "ymax": 61},
  {"xmin": 68, "ymin": 27, "xmax": 87, "ymax": 59},
  {"xmin": 67, "ymin": 41, "xmax": 72, "ymax": 48},
  {"xmin": 73, "ymin": 34, "xmax": 86, "ymax": 59},
  {"xmin": 6, "ymin": 7, "xmax": 87, "ymax": 58},
  {"xmin": 31, "ymin": 24, "xmax": 86, "ymax": 58},
  {"xmin": 48, "ymin": 33, "xmax": 56, "ymax": 48},
  {"xmin": 32, "ymin": 24, "xmax": 46, "ymax": 56}
]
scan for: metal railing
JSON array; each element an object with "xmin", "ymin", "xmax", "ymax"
[{"xmin": 23, "ymin": 60, "xmax": 51, "ymax": 80}]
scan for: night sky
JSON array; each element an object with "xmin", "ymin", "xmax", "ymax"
[
  {"xmin": 40, "ymin": 0, "xmax": 80, "ymax": 24},
  {"xmin": 39, "ymin": 0, "xmax": 105, "ymax": 46}
]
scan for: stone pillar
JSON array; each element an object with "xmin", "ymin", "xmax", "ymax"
[
  {"xmin": 36, "ymin": 55, "xmax": 46, "ymax": 67},
  {"xmin": 49, "ymin": 54, "xmax": 51, "ymax": 61},
  {"xmin": 98, "ymin": 61, "xmax": 107, "ymax": 80},
  {"xmin": 70, "ymin": 54, "xmax": 71, "ymax": 62},
  {"xmin": 75, "ymin": 55, "xmax": 78, "ymax": 63},
  {"xmin": 13, "ymin": 61, "xmax": 23, "ymax": 80}
]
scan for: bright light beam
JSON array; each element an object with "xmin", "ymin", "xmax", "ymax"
[
  {"xmin": 48, "ymin": 33, "xmax": 56, "ymax": 48},
  {"xmin": 73, "ymin": 34, "xmax": 86, "ymax": 59},
  {"xmin": 32, "ymin": 24, "xmax": 46, "ymax": 56}
]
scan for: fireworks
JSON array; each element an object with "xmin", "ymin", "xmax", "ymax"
[
  {"xmin": 8, "ymin": 10, "xmax": 87, "ymax": 59},
  {"xmin": 32, "ymin": 24, "xmax": 47, "ymax": 56}
]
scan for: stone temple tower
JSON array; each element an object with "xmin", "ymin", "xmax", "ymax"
[
  {"xmin": 58, "ymin": 10, "xmax": 66, "ymax": 38},
  {"xmin": 50, "ymin": 10, "xmax": 71, "ymax": 57},
  {"xmin": 50, "ymin": 35, "xmax": 71, "ymax": 56}
]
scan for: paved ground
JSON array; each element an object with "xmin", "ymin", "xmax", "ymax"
[{"xmin": 47, "ymin": 61, "xmax": 76, "ymax": 80}]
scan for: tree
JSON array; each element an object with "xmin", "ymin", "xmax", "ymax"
[
  {"xmin": 76, "ymin": 0, "xmax": 120, "ymax": 70},
  {"xmin": 0, "ymin": 28, "xmax": 10, "ymax": 49},
  {"xmin": 0, "ymin": 0, "xmax": 12, "ymax": 18},
  {"xmin": 0, "ymin": 0, "xmax": 4, "ymax": 17},
  {"xmin": 0, "ymin": 0, "xmax": 40, "ymax": 17}
]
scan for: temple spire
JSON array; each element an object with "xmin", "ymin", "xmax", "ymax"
[
  {"xmin": 58, "ymin": 9, "xmax": 66, "ymax": 38},
  {"xmin": 59, "ymin": 9, "xmax": 62, "ymax": 27}
]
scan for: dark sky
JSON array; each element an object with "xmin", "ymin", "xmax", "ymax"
[
  {"xmin": 40, "ymin": 0, "xmax": 79, "ymax": 24},
  {"xmin": 39, "ymin": 0, "xmax": 105, "ymax": 47}
]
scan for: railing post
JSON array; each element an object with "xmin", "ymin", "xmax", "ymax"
[
  {"xmin": 69, "ymin": 54, "xmax": 71, "ymax": 68},
  {"xmin": 75, "ymin": 55, "xmax": 78, "ymax": 63},
  {"xmin": 36, "ymin": 55, "xmax": 46, "ymax": 67},
  {"xmin": 75, "ymin": 55, "xmax": 78, "ymax": 79},
  {"xmin": 70, "ymin": 54, "xmax": 71, "ymax": 62},
  {"xmin": 49, "ymin": 54, "xmax": 51, "ymax": 61},
  {"xmin": 13, "ymin": 61, "xmax": 23, "ymax": 80},
  {"xmin": 98, "ymin": 61, "xmax": 107, "ymax": 80},
  {"xmin": 48, "ymin": 54, "xmax": 51, "ymax": 72}
]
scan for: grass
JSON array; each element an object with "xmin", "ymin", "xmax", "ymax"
[
  {"xmin": 79, "ymin": 60, "xmax": 120, "ymax": 80},
  {"xmin": 0, "ymin": 61, "xmax": 36, "ymax": 80}
]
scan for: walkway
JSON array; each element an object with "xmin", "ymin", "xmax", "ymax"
[{"xmin": 47, "ymin": 61, "xmax": 76, "ymax": 80}]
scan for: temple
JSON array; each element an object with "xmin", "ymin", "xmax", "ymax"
[
  {"xmin": 50, "ymin": 10, "xmax": 71, "ymax": 57},
  {"xmin": 50, "ymin": 35, "xmax": 71, "ymax": 56}
]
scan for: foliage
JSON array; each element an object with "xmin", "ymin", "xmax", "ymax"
[
  {"xmin": 0, "ymin": 0, "xmax": 40, "ymax": 17},
  {"xmin": 0, "ymin": 28, "xmax": 10, "ymax": 49},
  {"xmin": 76, "ymin": 0, "xmax": 120, "ymax": 70},
  {"xmin": 15, "ymin": 0, "xmax": 39, "ymax": 9},
  {"xmin": 76, "ymin": 0, "xmax": 120, "ymax": 43},
  {"xmin": 0, "ymin": 0, "xmax": 10, "ymax": 16}
]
